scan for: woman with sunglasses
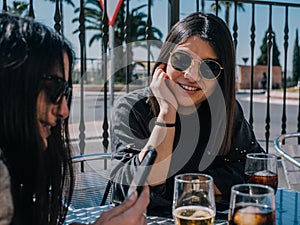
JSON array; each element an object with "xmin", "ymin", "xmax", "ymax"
[
  {"xmin": 110, "ymin": 12, "xmax": 264, "ymax": 217},
  {"xmin": 0, "ymin": 12, "xmax": 149, "ymax": 225}
]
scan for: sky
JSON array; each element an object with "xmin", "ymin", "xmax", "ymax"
[{"xmin": 4, "ymin": 0, "xmax": 300, "ymax": 74}]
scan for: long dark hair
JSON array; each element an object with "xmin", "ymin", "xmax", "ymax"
[
  {"xmin": 0, "ymin": 12, "xmax": 74, "ymax": 224},
  {"xmin": 150, "ymin": 12, "xmax": 236, "ymax": 155}
]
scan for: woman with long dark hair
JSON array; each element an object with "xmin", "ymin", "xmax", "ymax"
[
  {"xmin": 0, "ymin": 12, "xmax": 149, "ymax": 225},
  {"xmin": 110, "ymin": 12, "xmax": 264, "ymax": 217}
]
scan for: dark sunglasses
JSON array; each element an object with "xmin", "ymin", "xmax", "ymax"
[
  {"xmin": 170, "ymin": 50, "xmax": 223, "ymax": 80},
  {"xmin": 41, "ymin": 74, "xmax": 72, "ymax": 104}
]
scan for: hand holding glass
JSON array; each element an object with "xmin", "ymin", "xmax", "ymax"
[
  {"xmin": 228, "ymin": 184, "xmax": 276, "ymax": 225},
  {"xmin": 173, "ymin": 173, "xmax": 216, "ymax": 225},
  {"xmin": 244, "ymin": 153, "xmax": 278, "ymax": 193}
]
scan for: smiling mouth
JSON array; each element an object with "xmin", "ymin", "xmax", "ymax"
[{"xmin": 179, "ymin": 84, "xmax": 201, "ymax": 91}]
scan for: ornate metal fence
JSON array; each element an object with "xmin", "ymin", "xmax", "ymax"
[{"xmin": 2, "ymin": 0, "xmax": 300, "ymax": 157}]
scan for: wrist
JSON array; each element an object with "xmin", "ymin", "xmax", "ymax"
[
  {"xmin": 154, "ymin": 120, "xmax": 176, "ymax": 127},
  {"xmin": 157, "ymin": 111, "xmax": 176, "ymax": 124},
  {"xmin": 160, "ymin": 103, "xmax": 177, "ymax": 114}
]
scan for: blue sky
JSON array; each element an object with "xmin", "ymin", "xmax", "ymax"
[{"xmin": 4, "ymin": 0, "xmax": 300, "ymax": 74}]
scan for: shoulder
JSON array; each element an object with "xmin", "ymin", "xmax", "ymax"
[
  {"xmin": 230, "ymin": 100, "xmax": 264, "ymax": 154},
  {"xmin": 113, "ymin": 88, "xmax": 152, "ymax": 115},
  {"xmin": 234, "ymin": 100, "xmax": 244, "ymax": 117},
  {"xmin": 232, "ymin": 100, "xmax": 247, "ymax": 128},
  {"xmin": 111, "ymin": 87, "xmax": 153, "ymax": 123}
]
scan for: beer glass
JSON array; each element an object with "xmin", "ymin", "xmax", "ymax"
[
  {"xmin": 244, "ymin": 153, "xmax": 278, "ymax": 193},
  {"xmin": 172, "ymin": 173, "xmax": 216, "ymax": 225},
  {"xmin": 228, "ymin": 184, "xmax": 276, "ymax": 225}
]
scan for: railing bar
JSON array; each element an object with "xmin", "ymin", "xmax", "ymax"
[
  {"xmin": 59, "ymin": 0, "xmax": 64, "ymax": 35},
  {"xmin": 232, "ymin": 0, "xmax": 238, "ymax": 50},
  {"xmin": 146, "ymin": 0, "xmax": 152, "ymax": 84},
  {"xmin": 196, "ymin": 0, "xmax": 199, "ymax": 12},
  {"xmin": 125, "ymin": 0, "xmax": 131, "ymax": 93},
  {"xmin": 281, "ymin": 6, "xmax": 289, "ymax": 139},
  {"xmin": 249, "ymin": 2, "xmax": 256, "ymax": 128},
  {"xmin": 28, "ymin": 0, "xmax": 35, "ymax": 18},
  {"xmin": 168, "ymin": 0, "xmax": 179, "ymax": 32},
  {"xmin": 72, "ymin": 153, "xmax": 112, "ymax": 163},
  {"xmin": 274, "ymin": 133, "xmax": 300, "ymax": 168},
  {"xmin": 265, "ymin": 4, "xmax": 273, "ymax": 153},
  {"xmin": 79, "ymin": 0, "xmax": 86, "ymax": 172},
  {"xmin": 2, "ymin": 0, "xmax": 7, "ymax": 11},
  {"xmin": 102, "ymin": 0, "xmax": 109, "ymax": 169},
  {"xmin": 54, "ymin": 0, "xmax": 61, "ymax": 34}
]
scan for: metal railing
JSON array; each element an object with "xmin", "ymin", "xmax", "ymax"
[
  {"xmin": 2, "ymin": 0, "xmax": 300, "ymax": 156},
  {"xmin": 274, "ymin": 132, "xmax": 300, "ymax": 168}
]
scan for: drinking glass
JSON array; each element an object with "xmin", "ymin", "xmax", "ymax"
[
  {"xmin": 228, "ymin": 184, "xmax": 276, "ymax": 225},
  {"xmin": 172, "ymin": 173, "xmax": 216, "ymax": 225},
  {"xmin": 244, "ymin": 153, "xmax": 278, "ymax": 193}
]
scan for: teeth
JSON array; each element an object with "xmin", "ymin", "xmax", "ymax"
[{"xmin": 181, "ymin": 84, "xmax": 198, "ymax": 91}]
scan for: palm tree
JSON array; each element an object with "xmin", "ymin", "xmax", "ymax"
[
  {"xmin": 73, "ymin": 0, "xmax": 162, "ymax": 47},
  {"xmin": 210, "ymin": 1, "xmax": 245, "ymax": 26},
  {"xmin": 7, "ymin": 1, "xmax": 29, "ymax": 17},
  {"xmin": 72, "ymin": 0, "xmax": 163, "ymax": 83}
]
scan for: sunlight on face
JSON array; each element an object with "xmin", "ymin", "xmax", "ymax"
[{"xmin": 166, "ymin": 36, "xmax": 220, "ymax": 112}]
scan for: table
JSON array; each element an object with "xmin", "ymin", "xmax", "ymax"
[{"xmin": 64, "ymin": 188, "xmax": 299, "ymax": 225}]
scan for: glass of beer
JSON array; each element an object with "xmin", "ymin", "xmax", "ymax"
[
  {"xmin": 244, "ymin": 153, "xmax": 278, "ymax": 193},
  {"xmin": 172, "ymin": 173, "xmax": 216, "ymax": 225},
  {"xmin": 228, "ymin": 184, "xmax": 276, "ymax": 225}
]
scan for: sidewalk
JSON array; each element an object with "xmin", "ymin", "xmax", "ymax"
[
  {"xmin": 237, "ymin": 89, "xmax": 299, "ymax": 99},
  {"xmin": 237, "ymin": 89, "xmax": 299, "ymax": 106}
]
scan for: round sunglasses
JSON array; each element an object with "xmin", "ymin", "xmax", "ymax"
[
  {"xmin": 41, "ymin": 74, "xmax": 71, "ymax": 104},
  {"xmin": 170, "ymin": 50, "xmax": 223, "ymax": 80}
]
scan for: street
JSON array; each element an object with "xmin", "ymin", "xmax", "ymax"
[{"xmin": 69, "ymin": 90, "xmax": 300, "ymax": 153}]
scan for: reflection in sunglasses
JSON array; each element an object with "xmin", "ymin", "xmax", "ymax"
[
  {"xmin": 41, "ymin": 74, "xmax": 72, "ymax": 104},
  {"xmin": 170, "ymin": 50, "xmax": 223, "ymax": 80}
]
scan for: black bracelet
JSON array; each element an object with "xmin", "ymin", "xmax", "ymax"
[{"xmin": 154, "ymin": 121, "xmax": 176, "ymax": 127}]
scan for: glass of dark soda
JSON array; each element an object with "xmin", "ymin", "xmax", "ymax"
[
  {"xmin": 244, "ymin": 153, "xmax": 278, "ymax": 193},
  {"xmin": 228, "ymin": 184, "xmax": 276, "ymax": 225}
]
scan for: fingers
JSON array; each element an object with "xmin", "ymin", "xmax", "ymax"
[
  {"xmin": 93, "ymin": 187, "xmax": 149, "ymax": 225},
  {"xmin": 110, "ymin": 186, "xmax": 149, "ymax": 225},
  {"xmin": 93, "ymin": 191, "xmax": 138, "ymax": 224},
  {"xmin": 108, "ymin": 191, "xmax": 138, "ymax": 217},
  {"xmin": 157, "ymin": 63, "xmax": 166, "ymax": 71},
  {"xmin": 152, "ymin": 64, "xmax": 169, "ymax": 80}
]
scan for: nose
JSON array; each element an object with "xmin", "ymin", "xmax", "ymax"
[
  {"xmin": 57, "ymin": 96, "xmax": 70, "ymax": 120},
  {"xmin": 183, "ymin": 65, "xmax": 200, "ymax": 82}
]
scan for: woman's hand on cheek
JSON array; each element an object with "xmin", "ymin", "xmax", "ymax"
[{"xmin": 150, "ymin": 64, "xmax": 178, "ymax": 113}]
